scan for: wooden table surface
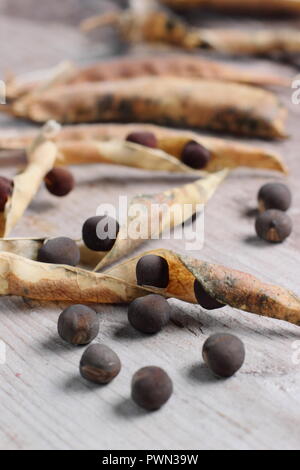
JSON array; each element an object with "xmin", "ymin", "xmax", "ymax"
[{"xmin": 0, "ymin": 0, "xmax": 299, "ymax": 451}]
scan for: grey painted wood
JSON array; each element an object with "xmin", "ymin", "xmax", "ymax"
[{"xmin": 0, "ymin": 0, "xmax": 299, "ymax": 450}]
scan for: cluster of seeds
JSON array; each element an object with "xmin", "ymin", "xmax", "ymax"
[
  {"xmin": 54, "ymin": 253, "xmax": 245, "ymax": 411},
  {"xmin": 255, "ymin": 182, "xmax": 293, "ymax": 243}
]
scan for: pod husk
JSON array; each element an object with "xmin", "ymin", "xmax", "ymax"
[
  {"xmin": 10, "ymin": 77, "xmax": 287, "ymax": 139},
  {"xmin": 0, "ymin": 123, "xmax": 287, "ymax": 174},
  {"xmin": 0, "ymin": 122, "xmax": 59, "ymax": 237},
  {"xmin": 160, "ymin": 0, "xmax": 300, "ymax": 14},
  {"xmin": 93, "ymin": 169, "xmax": 227, "ymax": 271},
  {"xmin": 84, "ymin": 8, "xmax": 300, "ymax": 57},
  {"xmin": 0, "ymin": 249, "xmax": 298, "ymax": 326},
  {"xmin": 5, "ymin": 55, "xmax": 289, "ymax": 103}
]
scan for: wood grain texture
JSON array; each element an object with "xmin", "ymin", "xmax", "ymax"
[{"xmin": 0, "ymin": 0, "xmax": 299, "ymax": 451}]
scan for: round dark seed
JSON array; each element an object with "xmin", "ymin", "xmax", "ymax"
[
  {"xmin": 255, "ymin": 209, "xmax": 292, "ymax": 243},
  {"xmin": 57, "ymin": 305, "xmax": 99, "ymax": 345},
  {"xmin": 203, "ymin": 334, "xmax": 245, "ymax": 378},
  {"xmin": 82, "ymin": 215, "xmax": 120, "ymax": 252},
  {"xmin": 0, "ymin": 176, "xmax": 13, "ymax": 211},
  {"xmin": 194, "ymin": 279, "xmax": 225, "ymax": 310},
  {"xmin": 44, "ymin": 167, "xmax": 75, "ymax": 197},
  {"xmin": 181, "ymin": 140, "xmax": 211, "ymax": 169},
  {"xmin": 258, "ymin": 182, "xmax": 292, "ymax": 212},
  {"xmin": 126, "ymin": 131, "xmax": 158, "ymax": 148},
  {"xmin": 131, "ymin": 366, "xmax": 173, "ymax": 411},
  {"xmin": 37, "ymin": 237, "xmax": 80, "ymax": 266},
  {"xmin": 136, "ymin": 255, "xmax": 169, "ymax": 288},
  {"xmin": 128, "ymin": 295, "xmax": 171, "ymax": 334},
  {"xmin": 80, "ymin": 344, "xmax": 121, "ymax": 384}
]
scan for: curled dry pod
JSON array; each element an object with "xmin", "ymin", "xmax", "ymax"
[
  {"xmin": 0, "ymin": 123, "xmax": 288, "ymax": 174},
  {"xmin": 0, "ymin": 120, "xmax": 60, "ymax": 237},
  {"xmin": 0, "ymin": 249, "xmax": 299, "ymax": 326},
  {"xmin": 92, "ymin": 170, "xmax": 227, "ymax": 271},
  {"xmin": 9, "ymin": 77, "xmax": 287, "ymax": 139}
]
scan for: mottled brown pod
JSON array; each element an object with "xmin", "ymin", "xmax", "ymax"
[
  {"xmin": 0, "ymin": 123, "xmax": 287, "ymax": 174},
  {"xmin": 10, "ymin": 77, "xmax": 287, "ymax": 138}
]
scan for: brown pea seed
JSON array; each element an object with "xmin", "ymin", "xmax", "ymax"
[
  {"xmin": 203, "ymin": 334, "xmax": 245, "ymax": 378},
  {"xmin": 80, "ymin": 344, "xmax": 121, "ymax": 384},
  {"xmin": 131, "ymin": 366, "xmax": 173, "ymax": 411},
  {"xmin": 57, "ymin": 305, "xmax": 99, "ymax": 345}
]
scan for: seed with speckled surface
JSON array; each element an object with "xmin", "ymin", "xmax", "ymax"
[
  {"xmin": 57, "ymin": 305, "xmax": 99, "ymax": 345},
  {"xmin": 80, "ymin": 344, "xmax": 121, "ymax": 384}
]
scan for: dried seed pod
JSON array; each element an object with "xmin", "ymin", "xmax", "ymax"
[
  {"xmin": 10, "ymin": 77, "xmax": 287, "ymax": 139},
  {"xmin": 44, "ymin": 167, "xmax": 75, "ymax": 197},
  {"xmin": 82, "ymin": 215, "xmax": 120, "ymax": 252},
  {"xmin": 131, "ymin": 366, "xmax": 173, "ymax": 411},
  {"xmin": 255, "ymin": 209, "xmax": 292, "ymax": 243},
  {"xmin": 0, "ymin": 176, "xmax": 14, "ymax": 211},
  {"xmin": 57, "ymin": 304, "xmax": 99, "ymax": 345},
  {"xmin": 202, "ymin": 334, "xmax": 245, "ymax": 378},
  {"xmin": 128, "ymin": 295, "xmax": 171, "ymax": 334},
  {"xmin": 181, "ymin": 141, "xmax": 211, "ymax": 170},
  {"xmin": 5, "ymin": 54, "xmax": 290, "ymax": 103},
  {"xmin": 126, "ymin": 131, "xmax": 157, "ymax": 148},
  {"xmin": 194, "ymin": 279, "xmax": 225, "ymax": 310},
  {"xmin": 1, "ymin": 249, "xmax": 300, "ymax": 326},
  {"xmin": 0, "ymin": 123, "xmax": 288, "ymax": 175},
  {"xmin": 136, "ymin": 255, "xmax": 169, "ymax": 288},
  {"xmin": 37, "ymin": 237, "xmax": 80, "ymax": 266},
  {"xmin": 258, "ymin": 182, "xmax": 292, "ymax": 212},
  {"xmin": 80, "ymin": 344, "xmax": 121, "ymax": 384}
]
